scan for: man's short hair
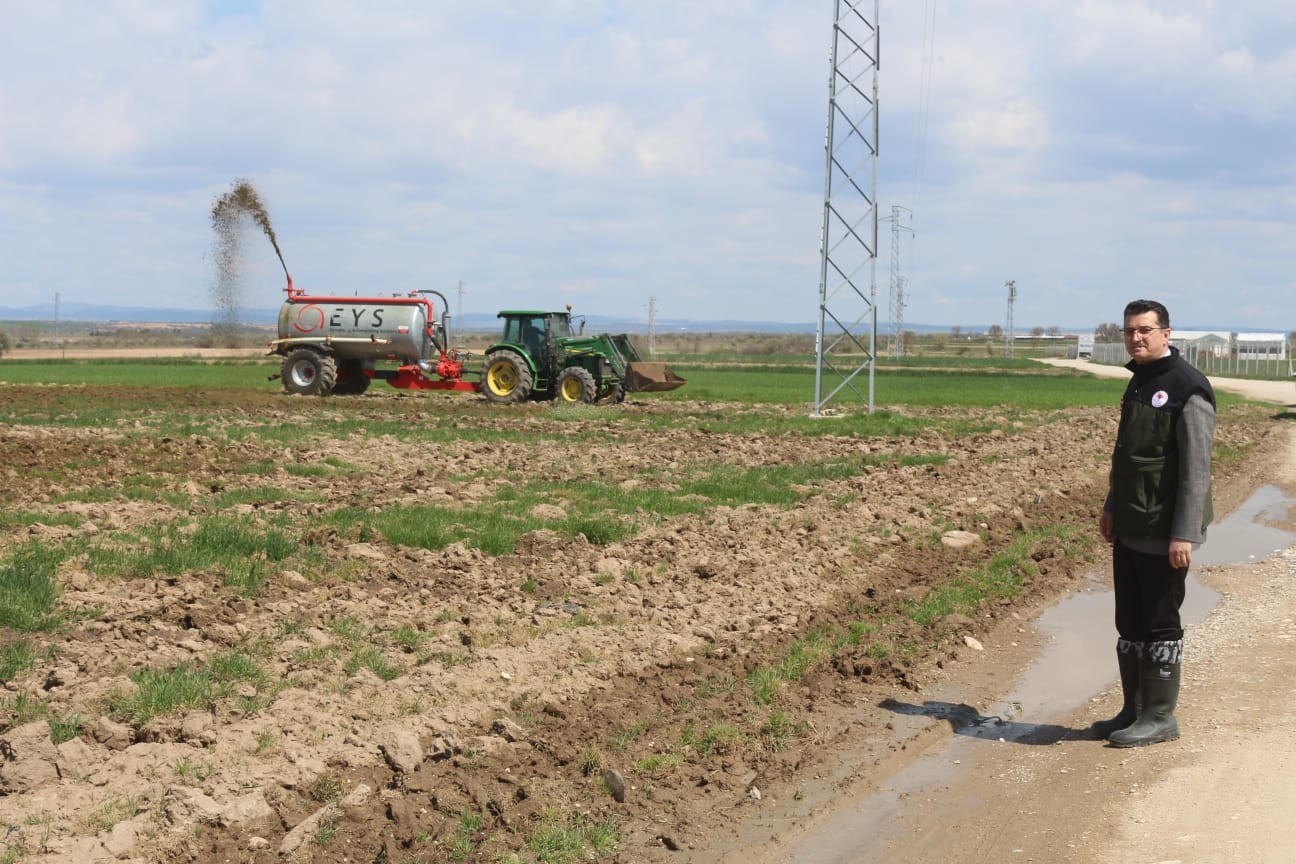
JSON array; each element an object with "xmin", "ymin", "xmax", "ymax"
[{"xmin": 1123, "ymin": 299, "xmax": 1169, "ymax": 329}]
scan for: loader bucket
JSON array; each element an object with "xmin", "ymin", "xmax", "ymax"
[{"xmin": 623, "ymin": 362, "xmax": 686, "ymax": 393}]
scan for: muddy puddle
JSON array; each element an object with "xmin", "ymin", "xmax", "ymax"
[
  {"xmin": 1195, "ymin": 484, "xmax": 1296, "ymax": 566},
  {"xmin": 761, "ymin": 483, "xmax": 1296, "ymax": 863}
]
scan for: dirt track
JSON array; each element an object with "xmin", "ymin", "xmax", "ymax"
[
  {"xmin": 738, "ymin": 367, "xmax": 1296, "ymax": 863},
  {"xmin": 1042, "ymin": 357, "xmax": 1296, "ymax": 407},
  {"xmin": 762, "ymin": 423, "xmax": 1296, "ymax": 864},
  {"xmin": 0, "ymin": 367, "xmax": 1291, "ymax": 863}
]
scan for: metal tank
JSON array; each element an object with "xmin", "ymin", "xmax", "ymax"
[{"xmin": 277, "ymin": 297, "xmax": 432, "ymax": 362}]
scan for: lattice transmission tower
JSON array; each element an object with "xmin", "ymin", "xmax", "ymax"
[
  {"xmin": 1005, "ymin": 280, "xmax": 1017, "ymax": 359},
  {"xmin": 813, "ymin": 0, "xmax": 880, "ymax": 415},
  {"xmin": 885, "ymin": 205, "xmax": 913, "ymax": 357},
  {"xmin": 647, "ymin": 296, "xmax": 657, "ymax": 358}
]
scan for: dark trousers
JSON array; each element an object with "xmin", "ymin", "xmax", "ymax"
[{"xmin": 1113, "ymin": 539, "xmax": 1188, "ymax": 643}]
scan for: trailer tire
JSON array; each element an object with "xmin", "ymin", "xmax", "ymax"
[
  {"xmin": 555, "ymin": 367, "xmax": 597, "ymax": 404},
  {"xmin": 332, "ymin": 360, "xmax": 371, "ymax": 395},
  {"xmin": 482, "ymin": 350, "xmax": 533, "ymax": 404},
  {"xmin": 281, "ymin": 349, "xmax": 338, "ymax": 396}
]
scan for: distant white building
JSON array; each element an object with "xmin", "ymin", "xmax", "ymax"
[
  {"xmin": 1171, "ymin": 330, "xmax": 1230, "ymax": 358},
  {"xmin": 1171, "ymin": 330, "xmax": 1289, "ymax": 361},
  {"xmin": 1235, "ymin": 332, "xmax": 1288, "ymax": 361}
]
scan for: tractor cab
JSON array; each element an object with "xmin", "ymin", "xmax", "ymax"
[{"xmin": 498, "ymin": 310, "xmax": 572, "ymax": 364}]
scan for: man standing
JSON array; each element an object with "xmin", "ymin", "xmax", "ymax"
[{"xmin": 1091, "ymin": 299, "xmax": 1215, "ymax": 747}]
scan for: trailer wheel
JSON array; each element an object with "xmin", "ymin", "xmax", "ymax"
[
  {"xmin": 555, "ymin": 367, "xmax": 597, "ymax": 404},
  {"xmin": 482, "ymin": 350, "xmax": 533, "ymax": 404},
  {"xmin": 281, "ymin": 349, "xmax": 338, "ymax": 396},
  {"xmin": 332, "ymin": 360, "xmax": 371, "ymax": 395}
]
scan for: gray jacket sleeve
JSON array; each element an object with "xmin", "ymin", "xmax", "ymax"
[{"xmin": 1171, "ymin": 393, "xmax": 1215, "ymax": 543}]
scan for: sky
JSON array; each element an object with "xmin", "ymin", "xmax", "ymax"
[{"xmin": 1, "ymin": 1, "xmax": 1294, "ymax": 331}]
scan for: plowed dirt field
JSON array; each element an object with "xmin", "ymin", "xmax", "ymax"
[{"xmin": 0, "ymin": 378, "xmax": 1288, "ymax": 863}]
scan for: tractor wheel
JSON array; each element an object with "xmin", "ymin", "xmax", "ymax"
[
  {"xmin": 482, "ymin": 350, "xmax": 533, "ymax": 404},
  {"xmin": 332, "ymin": 360, "xmax": 371, "ymax": 395},
  {"xmin": 598, "ymin": 383, "xmax": 626, "ymax": 404},
  {"xmin": 281, "ymin": 349, "xmax": 338, "ymax": 396},
  {"xmin": 555, "ymin": 367, "xmax": 597, "ymax": 404}
]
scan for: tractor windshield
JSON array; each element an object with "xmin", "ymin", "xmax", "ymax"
[{"xmin": 547, "ymin": 315, "xmax": 573, "ymax": 339}]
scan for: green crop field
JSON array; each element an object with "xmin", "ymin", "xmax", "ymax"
[
  {"xmin": 0, "ymin": 355, "xmax": 1255, "ymax": 421},
  {"xmin": 0, "ymin": 358, "xmax": 275, "ymax": 390},
  {"xmin": 663, "ymin": 363, "xmax": 1136, "ymax": 408},
  {"xmin": 0, "ymin": 355, "xmax": 1139, "ymax": 406}
]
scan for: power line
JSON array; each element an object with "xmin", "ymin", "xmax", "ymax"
[{"xmin": 910, "ymin": 0, "xmax": 938, "ymax": 222}]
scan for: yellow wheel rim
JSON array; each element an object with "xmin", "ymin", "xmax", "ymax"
[
  {"xmin": 560, "ymin": 375, "xmax": 583, "ymax": 402},
  {"xmin": 487, "ymin": 361, "xmax": 517, "ymax": 396}
]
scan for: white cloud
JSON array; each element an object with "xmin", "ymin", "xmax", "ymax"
[
  {"xmin": 1200, "ymin": 47, "xmax": 1296, "ymax": 121},
  {"xmin": 0, "ymin": 1, "xmax": 1293, "ymax": 331},
  {"xmin": 1067, "ymin": 1, "xmax": 1210, "ymax": 74},
  {"xmin": 948, "ymin": 100, "xmax": 1051, "ymax": 155}
]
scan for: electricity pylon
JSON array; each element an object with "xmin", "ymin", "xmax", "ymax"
[
  {"xmin": 885, "ymin": 205, "xmax": 914, "ymax": 357},
  {"xmin": 813, "ymin": 0, "xmax": 880, "ymax": 415}
]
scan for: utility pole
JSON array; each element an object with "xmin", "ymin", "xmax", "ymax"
[
  {"xmin": 456, "ymin": 281, "xmax": 466, "ymax": 321},
  {"xmin": 884, "ymin": 205, "xmax": 914, "ymax": 357},
  {"xmin": 55, "ymin": 291, "xmax": 63, "ymax": 358},
  {"xmin": 1005, "ymin": 280, "xmax": 1016, "ymax": 359},
  {"xmin": 647, "ymin": 296, "xmax": 658, "ymax": 358}
]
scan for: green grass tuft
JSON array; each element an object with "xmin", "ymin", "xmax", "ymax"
[
  {"xmin": 901, "ymin": 524, "xmax": 1087, "ymax": 627},
  {"xmin": 87, "ymin": 517, "xmax": 294, "ymax": 581},
  {"xmin": 525, "ymin": 813, "xmax": 619, "ymax": 863},
  {"xmin": 0, "ymin": 639, "xmax": 39, "ymax": 682},
  {"xmin": 108, "ymin": 650, "xmax": 274, "ymax": 725},
  {"xmin": 0, "ymin": 543, "xmax": 64, "ymax": 633}
]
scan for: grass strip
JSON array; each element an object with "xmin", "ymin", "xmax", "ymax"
[
  {"xmin": 901, "ymin": 524, "xmax": 1086, "ymax": 627},
  {"xmin": 87, "ymin": 517, "xmax": 295, "ymax": 580},
  {"xmin": 108, "ymin": 649, "xmax": 273, "ymax": 726},
  {"xmin": 335, "ymin": 452, "xmax": 949, "ymax": 557}
]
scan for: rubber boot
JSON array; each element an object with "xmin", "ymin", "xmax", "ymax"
[
  {"xmin": 1087, "ymin": 641, "xmax": 1141, "ymax": 740},
  {"xmin": 1109, "ymin": 640, "xmax": 1182, "ymax": 748}
]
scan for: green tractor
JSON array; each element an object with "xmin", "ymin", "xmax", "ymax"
[{"xmin": 480, "ymin": 309, "xmax": 684, "ymax": 405}]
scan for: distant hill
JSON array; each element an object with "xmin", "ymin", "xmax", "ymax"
[
  {"xmin": 7, "ymin": 301, "xmax": 1251, "ymax": 335},
  {"xmin": 0, "ymin": 301, "xmax": 1071, "ymax": 335},
  {"xmin": 0, "ymin": 301, "xmax": 814, "ymax": 333}
]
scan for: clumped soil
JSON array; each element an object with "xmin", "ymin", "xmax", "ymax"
[{"xmin": 0, "ymin": 385, "xmax": 1283, "ymax": 864}]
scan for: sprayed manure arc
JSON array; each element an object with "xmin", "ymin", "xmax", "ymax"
[{"xmin": 209, "ymin": 180, "xmax": 290, "ymax": 346}]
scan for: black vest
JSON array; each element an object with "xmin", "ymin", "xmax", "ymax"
[{"xmin": 1109, "ymin": 348, "xmax": 1215, "ymax": 538}]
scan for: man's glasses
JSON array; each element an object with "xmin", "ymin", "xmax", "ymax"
[{"xmin": 1122, "ymin": 326, "xmax": 1167, "ymax": 338}]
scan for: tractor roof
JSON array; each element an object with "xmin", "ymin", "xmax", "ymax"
[{"xmin": 496, "ymin": 310, "xmax": 569, "ymax": 317}]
